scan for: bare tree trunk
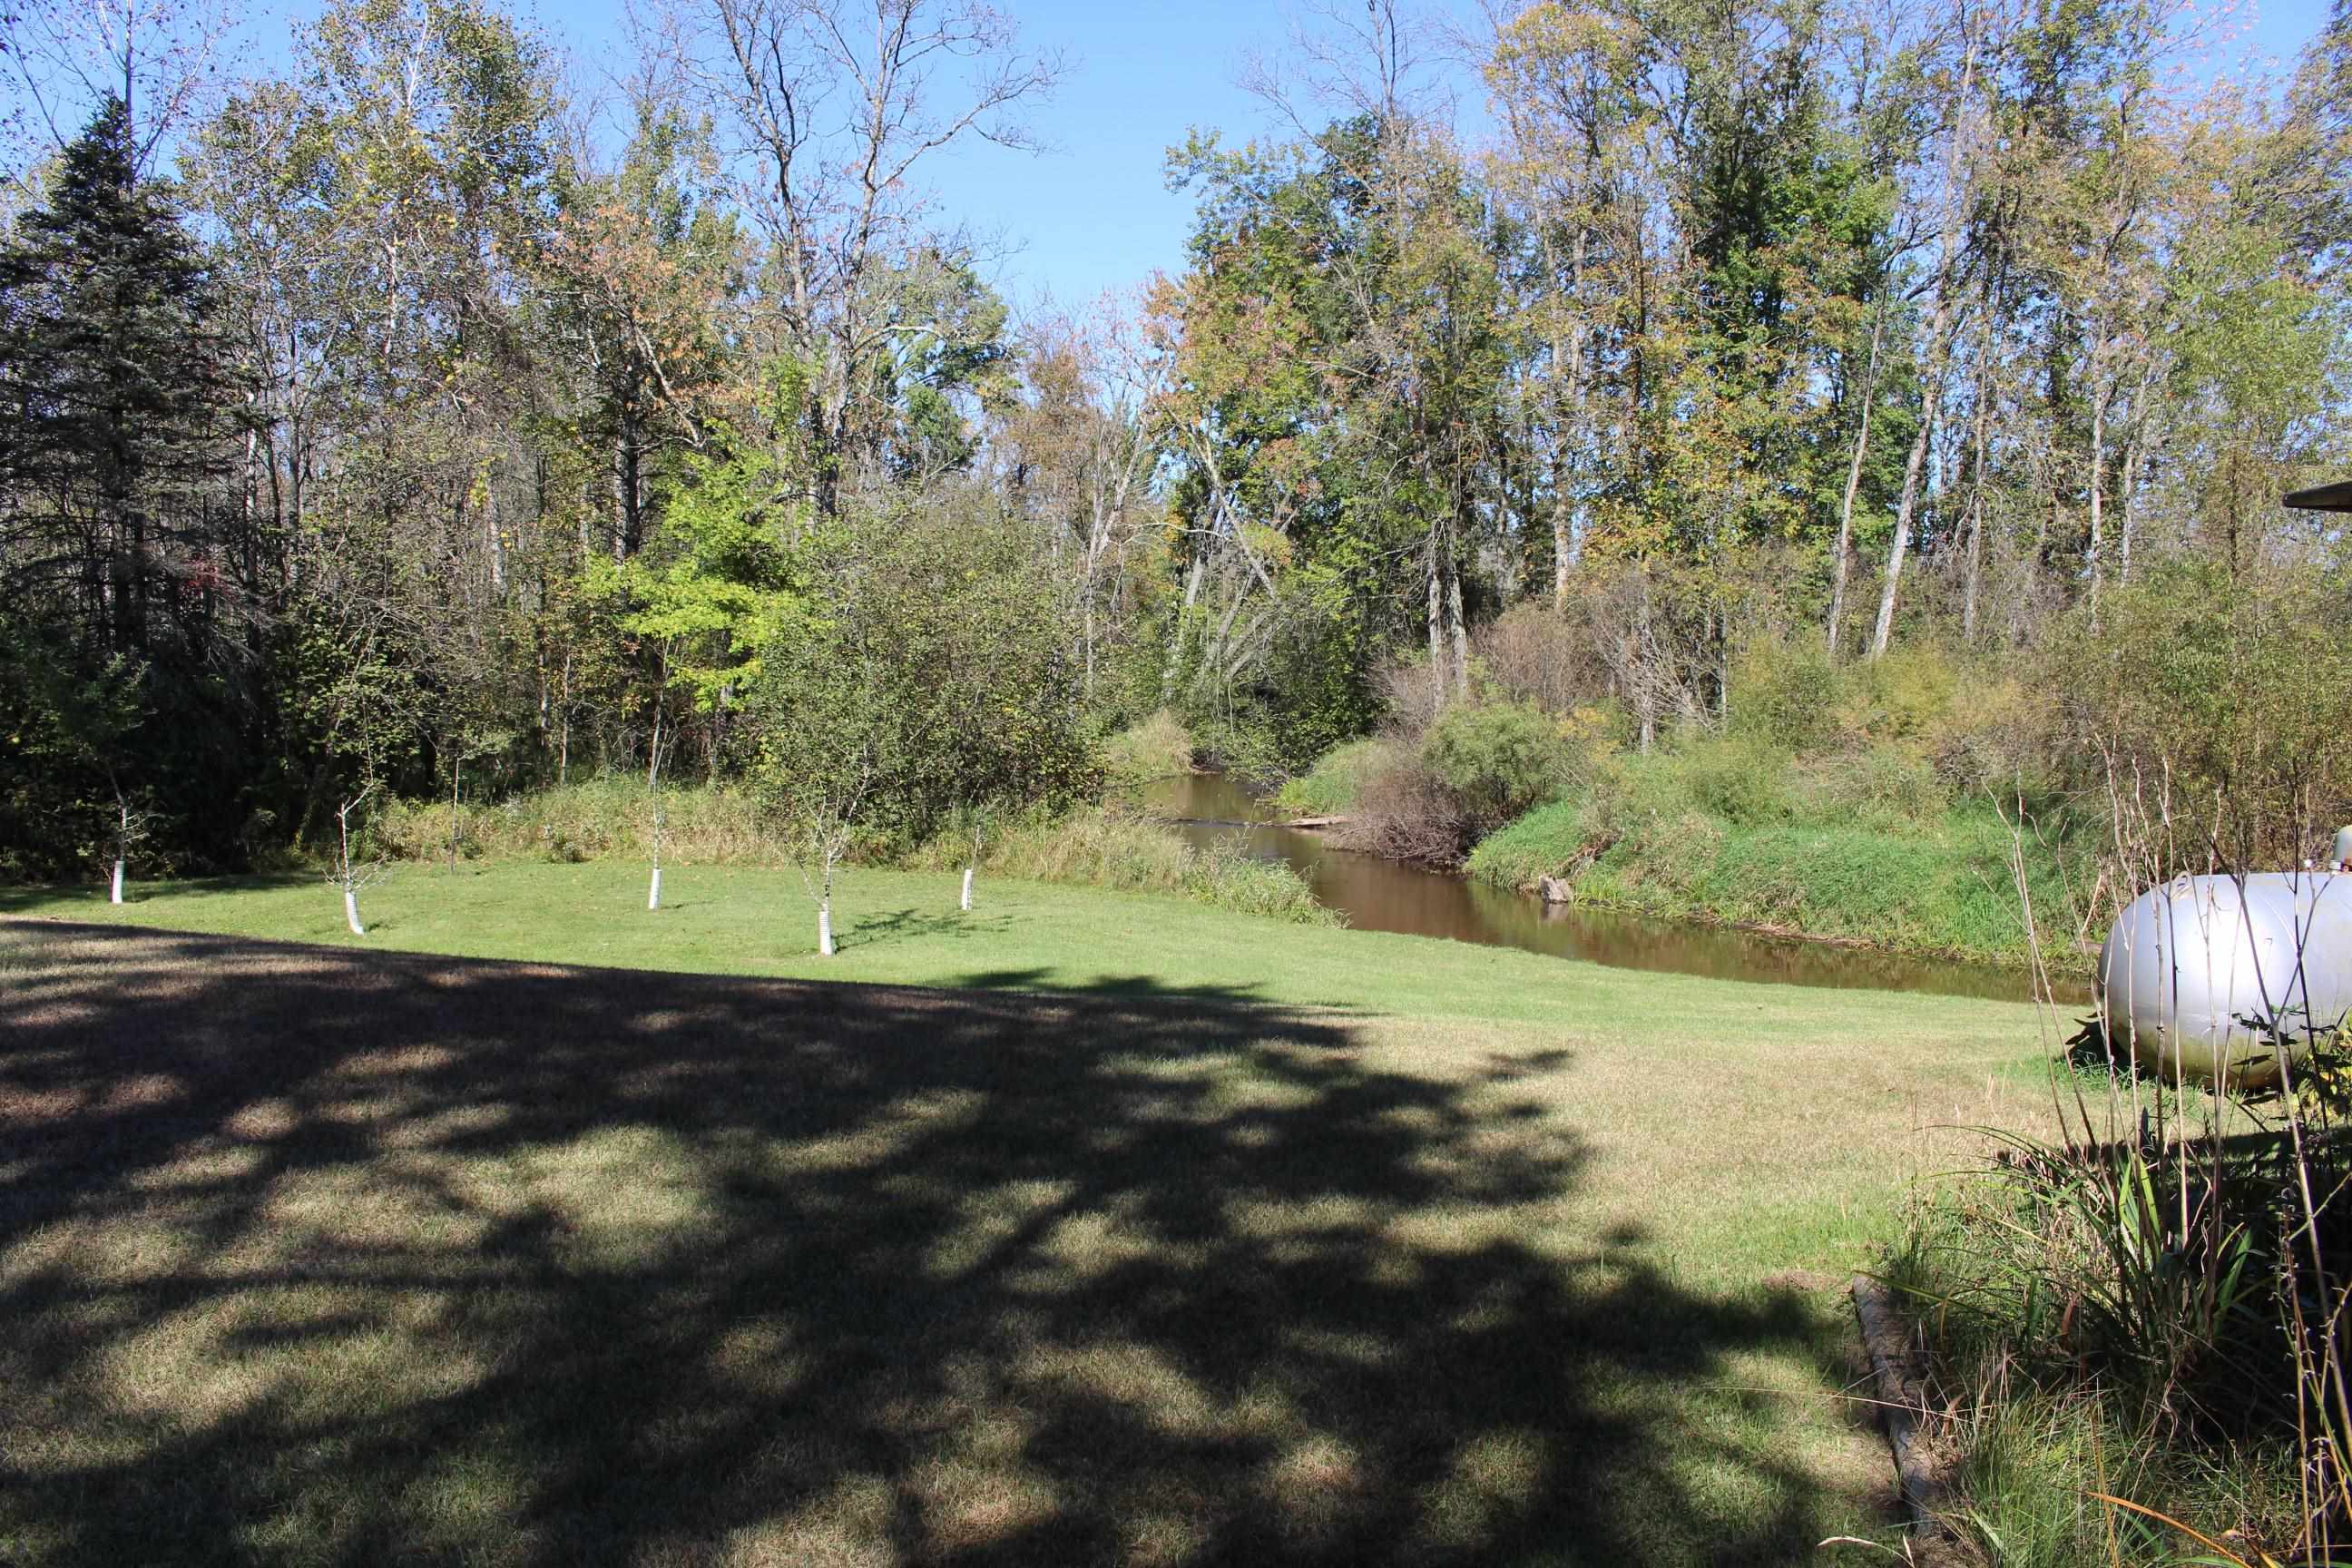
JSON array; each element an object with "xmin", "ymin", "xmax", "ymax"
[
  {"xmin": 1446, "ymin": 545, "xmax": 1471, "ymax": 704},
  {"xmin": 2117, "ymin": 362, "xmax": 2153, "ymax": 588},
  {"xmin": 1828, "ymin": 299, "xmax": 1887, "ymax": 655},
  {"xmin": 336, "ymin": 786, "xmax": 375, "ymax": 936},
  {"xmin": 1962, "ymin": 314, "xmax": 1993, "ymax": 646},
  {"xmin": 557, "ymin": 652, "xmax": 573, "ymax": 786},
  {"xmin": 1426, "ymin": 528, "xmax": 1446, "ymax": 712},
  {"xmin": 1551, "ymin": 454, "xmax": 1573, "ymax": 612},
  {"xmin": 110, "ymin": 783, "xmax": 129, "ymax": 905},
  {"xmin": 1161, "ymin": 554, "xmax": 1204, "ymax": 701},
  {"xmin": 1637, "ymin": 569, "xmax": 1656, "ymax": 755},
  {"xmin": 447, "ymin": 750, "xmax": 461, "ymax": 873},
  {"xmin": 485, "ymin": 477, "xmax": 506, "ymax": 597},
  {"xmin": 1870, "ymin": 328, "xmax": 1948, "ymax": 661},
  {"xmin": 2087, "ymin": 375, "xmax": 2108, "ymax": 635},
  {"xmin": 817, "ymin": 862, "xmax": 836, "ymax": 956},
  {"xmin": 1871, "ymin": 26, "xmax": 1976, "ymax": 662}
]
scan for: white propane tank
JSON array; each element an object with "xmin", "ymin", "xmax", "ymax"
[{"xmin": 2098, "ymin": 871, "xmax": 2352, "ymax": 1087}]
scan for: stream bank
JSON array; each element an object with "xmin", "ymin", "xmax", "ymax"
[{"xmin": 1142, "ymin": 772, "xmax": 2086, "ymax": 1005}]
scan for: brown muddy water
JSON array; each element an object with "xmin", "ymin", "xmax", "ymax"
[{"xmin": 1142, "ymin": 772, "xmax": 2090, "ymax": 1005}]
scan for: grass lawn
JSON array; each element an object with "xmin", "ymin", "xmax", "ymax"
[{"xmin": 0, "ymin": 862, "xmax": 2066, "ymax": 1564}]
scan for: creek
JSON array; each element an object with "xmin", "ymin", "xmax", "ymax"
[{"xmin": 1141, "ymin": 772, "xmax": 2085, "ymax": 1005}]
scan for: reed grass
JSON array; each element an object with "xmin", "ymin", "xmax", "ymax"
[
  {"xmin": 901, "ymin": 807, "xmax": 1338, "ymax": 926},
  {"xmin": 1875, "ymin": 763, "xmax": 2352, "ymax": 1564}
]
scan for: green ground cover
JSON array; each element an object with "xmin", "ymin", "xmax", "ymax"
[
  {"xmin": 0, "ymin": 865, "xmax": 2063, "ymax": 1564},
  {"xmin": 1469, "ymin": 797, "xmax": 2075, "ymax": 965}
]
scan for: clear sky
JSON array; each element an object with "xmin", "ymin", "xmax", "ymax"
[{"xmin": 529, "ymin": 0, "xmax": 1334, "ymax": 317}]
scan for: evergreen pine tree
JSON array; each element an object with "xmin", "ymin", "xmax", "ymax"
[
  {"xmin": 0, "ymin": 96, "xmax": 246, "ymax": 877},
  {"xmin": 0, "ymin": 93, "xmax": 237, "ymax": 656}
]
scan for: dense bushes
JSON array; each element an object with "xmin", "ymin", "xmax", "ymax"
[
  {"xmin": 903, "ymin": 806, "xmax": 1338, "ymax": 925},
  {"xmin": 1448, "ymin": 731, "xmax": 2075, "ymax": 962},
  {"xmin": 1310, "ymin": 696, "xmax": 1596, "ymax": 867},
  {"xmin": 2057, "ymin": 559, "xmax": 2352, "ymax": 866},
  {"xmin": 1258, "ymin": 632, "xmax": 2097, "ymax": 962},
  {"xmin": 1418, "ymin": 701, "xmax": 1582, "ymax": 831},
  {"xmin": 1272, "ymin": 737, "xmax": 1395, "ymax": 817},
  {"xmin": 377, "ymin": 778, "xmax": 779, "ymax": 866},
  {"xmin": 1100, "ymin": 710, "xmax": 1195, "ymax": 789}
]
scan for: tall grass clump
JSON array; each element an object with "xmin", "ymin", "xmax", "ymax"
[
  {"xmin": 1273, "ymin": 736, "xmax": 1396, "ymax": 817},
  {"xmin": 1100, "ymin": 710, "xmax": 1194, "ymax": 789},
  {"xmin": 377, "ymin": 777, "xmax": 781, "ymax": 866},
  {"xmin": 904, "ymin": 807, "xmax": 1338, "ymax": 926},
  {"xmin": 1465, "ymin": 799, "xmax": 1589, "ymax": 890},
  {"xmin": 1878, "ymin": 758, "xmax": 2352, "ymax": 1565}
]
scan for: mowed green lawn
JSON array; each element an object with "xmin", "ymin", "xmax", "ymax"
[{"xmin": 0, "ymin": 863, "xmax": 2067, "ymax": 1565}]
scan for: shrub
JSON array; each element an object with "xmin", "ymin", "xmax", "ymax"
[
  {"xmin": 2054, "ymin": 559, "xmax": 2352, "ymax": 866},
  {"xmin": 1187, "ymin": 714, "xmax": 1294, "ymax": 788},
  {"xmin": 1100, "ymin": 710, "xmax": 1194, "ymax": 788},
  {"xmin": 1727, "ymin": 638, "xmax": 1842, "ymax": 752},
  {"xmin": 1809, "ymin": 743, "xmax": 1947, "ymax": 829},
  {"xmin": 1677, "ymin": 739, "xmax": 1793, "ymax": 827},
  {"xmin": 1330, "ymin": 754, "xmax": 1471, "ymax": 866},
  {"xmin": 1182, "ymin": 839, "xmax": 1339, "ymax": 925},
  {"xmin": 1836, "ymin": 642, "xmax": 1959, "ymax": 743},
  {"xmin": 902, "ymin": 807, "xmax": 1337, "ymax": 926},
  {"xmin": 1925, "ymin": 670, "xmax": 2051, "ymax": 798},
  {"xmin": 1418, "ymin": 700, "xmax": 1577, "ymax": 835},
  {"xmin": 1371, "ymin": 650, "xmax": 1449, "ymax": 742},
  {"xmin": 377, "ymin": 778, "xmax": 780, "ymax": 866},
  {"xmin": 1474, "ymin": 601, "xmax": 1610, "ymax": 718},
  {"xmin": 1273, "ymin": 737, "xmax": 1399, "ymax": 818}
]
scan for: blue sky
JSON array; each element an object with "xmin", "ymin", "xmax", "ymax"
[
  {"xmin": 517, "ymin": 0, "xmax": 2322, "ymax": 315},
  {"xmin": 17, "ymin": 0, "xmax": 2334, "ymax": 309},
  {"xmin": 534, "ymin": 0, "xmax": 1325, "ymax": 315}
]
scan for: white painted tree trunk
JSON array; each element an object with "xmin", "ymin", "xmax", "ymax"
[
  {"xmin": 110, "ymin": 858, "xmax": 124, "ymax": 905},
  {"xmin": 818, "ymin": 899, "xmax": 834, "ymax": 956},
  {"xmin": 647, "ymin": 867, "xmax": 662, "ymax": 910},
  {"xmin": 344, "ymin": 887, "xmax": 366, "ymax": 936},
  {"xmin": 960, "ymin": 867, "xmax": 974, "ymax": 912}
]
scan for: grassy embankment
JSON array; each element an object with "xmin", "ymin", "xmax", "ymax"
[
  {"xmin": 1280, "ymin": 734, "xmax": 2083, "ymax": 967},
  {"xmin": 0, "ymin": 862, "xmax": 2063, "ymax": 1564}
]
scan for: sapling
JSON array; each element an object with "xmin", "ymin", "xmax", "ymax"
[
  {"xmin": 104, "ymin": 769, "xmax": 150, "ymax": 905},
  {"xmin": 330, "ymin": 782, "xmax": 387, "ymax": 935},
  {"xmin": 646, "ymin": 690, "xmax": 669, "ymax": 910},
  {"xmin": 960, "ymin": 805, "xmax": 995, "ymax": 913},
  {"xmin": 792, "ymin": 756, "xmax": 876, "ymax": 956}
]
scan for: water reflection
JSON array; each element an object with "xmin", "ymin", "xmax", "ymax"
[{"xmin": 1137, "ymin": 773, "xmax": 2086, "ymax": 1005}]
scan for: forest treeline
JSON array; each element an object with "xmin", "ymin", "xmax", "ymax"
[{"xmin": 0, "ymin": 0, "xmax": 2347, "ymax": 880}]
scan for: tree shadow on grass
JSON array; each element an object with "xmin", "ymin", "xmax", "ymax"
[
  {"xmin": 847, "ymin": 907, "xmax": 1014, "ymax": 951},
  {"xmin": 0, "ymin": 919, "xmax": 1880, "ymax": 1566},
  {"xmin": 0, "ymin": 873, "xmax": 318, "ymax": 916}
]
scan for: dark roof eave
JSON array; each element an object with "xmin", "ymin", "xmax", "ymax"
[{"xmin": 2284, "ymin": 480, "xmax": 2352, "ymax": 514}]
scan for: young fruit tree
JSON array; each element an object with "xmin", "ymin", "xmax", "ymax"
[
  {"xmin": 746, "ymin": 491, "xmax": 1092, "ymax": 953},
  {"xmin": 105, "ymin": 768, "xmax": 152, "ymax": 904},
  {"xmin": 924, "ymin": 496, "xmax": 1097, "ymax": 914},
  {"xmin": 645, "ymin": 665, "xmax": 673, "ymax": 911},
  {"xmin": 750, "ymin": 517, "xmax": 917, "ymax": 956},
  {"xmin": 329, "ymin": 781, "xmax": 389, "ymax": 936}
]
